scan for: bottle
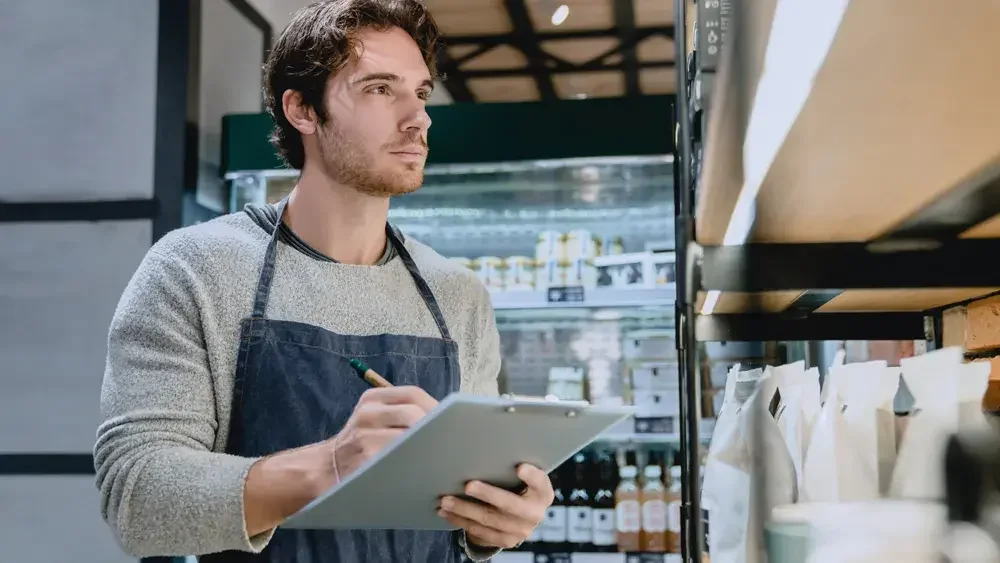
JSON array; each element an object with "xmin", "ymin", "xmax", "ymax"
[
  {"xmin": 591, "ymin": 451, "xmax": 618, "ymax": 553},
  {"xmin": 540, "ymin": 460, "xmax": 569, "ymax": 552},
  {"xmin": 615, "ymin": 458, "xmax": 642, "ymax": 552},
  {"xmin": 640, "ymin": 456, "xmax": 668, "ymax": 552},
  {"xmin": 567, "ymin": 451, "xmax": 594, "ymax": 552},
  {"xmin": 667, "ymin": 465, "xmax": 683, "ymax": 554}
]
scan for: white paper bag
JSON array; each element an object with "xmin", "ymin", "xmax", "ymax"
[
  {"xmin": 801, "ymin": 360, "xmax": 896, "ymax": 502},
  {"xmin": 889, "ymin": 347, "xmax": 991, "ymax": 499},
  {"xmin": 838, "ymin": 362, "xmax": 901, "ymax": 496},
  {"xmin": 702, "ymin": 368, "xmax": 795, "ymax": 563},
  {"xmin": 768, "ymin": 361, "xmax": 822, "ymax": 493}
]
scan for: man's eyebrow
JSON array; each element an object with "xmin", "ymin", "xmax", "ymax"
[{"xmin": 352, "ymin": 73, "xmax": 435, "ymax": 91}]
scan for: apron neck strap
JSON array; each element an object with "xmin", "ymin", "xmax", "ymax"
[{"xmin": 249, "ymin": 198, "xmax": 454, "ymax": 342}]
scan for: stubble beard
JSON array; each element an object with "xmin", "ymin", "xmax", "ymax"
[{"xmin": 317, "ymin": 121, "xmax": 425, "ymax": 198}]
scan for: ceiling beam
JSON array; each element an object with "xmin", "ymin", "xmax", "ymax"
[
  {"xmin": 444, "ymin": 25, "xmax": 674, "ymax": 46},
  {"xmin": 436, "ymin": 48, "xmax": 475, "ymax": 103},
  {"xmin": 459, "ymin": 60, "xmax": 674, "ymax": 79},
  {"xmin": 502, "ymin": 0, "xmax": 559, "ymax": 101},
  {"xmin": 613, "ymin": 0, "xmax": 641, "ymax": 96}
]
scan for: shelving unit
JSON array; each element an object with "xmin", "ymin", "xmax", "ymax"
[{"xmin": 673, "ymin": 1, "xmax": 1000, "ymax": 562}]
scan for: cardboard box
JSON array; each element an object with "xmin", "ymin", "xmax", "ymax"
[
  {"xmin": 943, "ymin": 306, "xmax": 968, "ymax": 350},
  {"xmin": 967, "ymin": 295, "xmax": 1000, "ymax": 352}
]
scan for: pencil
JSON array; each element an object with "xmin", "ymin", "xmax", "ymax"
[{"xmin": 349, "ymin": 359, "xmax": 393, "ymax": 388}]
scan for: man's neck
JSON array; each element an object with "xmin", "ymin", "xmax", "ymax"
[{"xmin": 283, "ymin": 167, "xmax": 390, "ymax": 266}]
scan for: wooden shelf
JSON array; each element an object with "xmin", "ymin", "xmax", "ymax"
[{"xmin": 693, "ymin": 1, "xmax": 1000, "ymax": 319}]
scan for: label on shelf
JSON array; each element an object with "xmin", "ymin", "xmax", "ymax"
[
  {"xmin": 547, "ymin": 286, "xmax": 586, "ymax": 303},
  {"xmin": 592, "ymin": 508, "xmax": 617, "ymax": 546},
  {"xmin": 616, "ymin": 500, "xmax": 641, "ymax": 533},
  {"xmin": 634, "ymin": 417, "xmax": 674, "ymax": 434},
  {"xmin": 624, "ymin": 553, "xmax": 667, "ymax": 563},
  {"xmin": 534, "ymin": 553, "xmax": 572, "ymax": 563},
  {"xmin": 541, "ymin": 506, "xmax": 569, "ymax": 542},
  {"xmin": 567, "ymin": 506, "xmax": 594, "ymax": 543}
]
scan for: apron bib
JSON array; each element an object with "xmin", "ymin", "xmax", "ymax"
[{"xmin": 201, "ymin": 201, "xmax": 463, "ymax": 562}]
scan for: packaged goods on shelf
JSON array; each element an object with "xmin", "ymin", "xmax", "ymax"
[
  {"xmin": 802, "ymin": 361, "xmax": 898, "ymax": 502},
  {"xmin": 767, "ymin": 362, "xmax": 820, "ymax": 494},
  {"xmin": 650, "ymin": 252, "xmax": 676, "ymax": 288},
  {"xmin": 595, "ymin": 253, "xmax": 655, "ymax": 289},
  {"xmin": 548, "ymin": 367, "xmax": 587, "ymax": 402},
  {"xmin": 890, "ymin": 348, "xmax": 991, "ymax": 499},
  {"xmin": 505, "ymin": 256, "xmax": 536, "ymax": 290},
  {"xmin": 701, "ymin": 348, "xmax": 996, "ymax": 562},
  {"xmin": 537, "ymin": 230, "xmax": 566, "ymax": 263},
  {"xmin": 473, "ymin": 256, "xmax": 505, "ymax": 290},
  {"xmin": 631, "ymin": 363, "xmax": 679, "ymax": 392},
  {"xmin": 623, "ymin": 330, "xmax": 676, "ymax": 362},
  {"xmin": 702, "ymin": 366, "xmax": 796, "ymax": 563}
]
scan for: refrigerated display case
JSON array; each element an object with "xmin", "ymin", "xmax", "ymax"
[{"xmin": 225, "ymin": 154, "xmax": 700, "ymax": 561}]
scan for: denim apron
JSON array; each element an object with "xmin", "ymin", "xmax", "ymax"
[{"xmin": 201, "ymin": 202, "xmax": 463, "ymax": 563}]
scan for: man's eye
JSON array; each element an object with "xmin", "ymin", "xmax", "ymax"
[
  {"xmin": 369, "ymin": 85, "xmax": 389, "ymax": 95},
  {"xmin": 417, "ymin": 90, "xmax": 431, "ymax": 101}
]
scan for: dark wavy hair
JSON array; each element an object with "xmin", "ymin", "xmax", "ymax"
[{"xmin": 263, "ymin": 0, "xmax": 441, "ymax": 169}]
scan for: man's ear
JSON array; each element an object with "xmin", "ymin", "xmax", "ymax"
[{"xmin": 282, "ymin": 89, "xmax": 318, "ymax": 135}]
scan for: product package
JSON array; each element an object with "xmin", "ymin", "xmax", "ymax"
[
  {"xmin": 801, "ymin": 360, "xmax": 898, "ymax": 502},
  {"xmin": 890, "ymin": 347, "xmax": 991, "ymax": 499},
  {"xmin": 702, "ymin": 366, "xmax": 796, "ymax": 563},
  {"xmin": 767, "ymin": 361, "xmax": 822, "ymax": 493}
]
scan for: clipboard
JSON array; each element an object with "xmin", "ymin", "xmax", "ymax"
[{"xmin": 282, "ymin": 393, "xmax": 635, "ymax": 530}]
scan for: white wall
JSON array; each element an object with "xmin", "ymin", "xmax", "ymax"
[{"xmin": 0, "ymin": 1, "xmax": 161, "ymax": 561}]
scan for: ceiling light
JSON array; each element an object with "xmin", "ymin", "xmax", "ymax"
[{"xmin": 551, "ymin": 4, "xmax": 569, "ymax": 26}]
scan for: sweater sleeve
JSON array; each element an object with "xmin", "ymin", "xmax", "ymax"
[
  {"xmin": 94, "ymin": 241, "xmax": 274, "ymax": 557},
  {"xmin": 461, "ymin": 283, "xmax": 502, "ymax": 398}
]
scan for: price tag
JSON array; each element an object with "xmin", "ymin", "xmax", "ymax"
[
  {"xmin": 634, "ymin": 417, "xmax": 674, "ymax": 434},
  {"xmin": 624, "ymin": 553, "xmax": 666, "ymax": 563},
  {"xmin": 547, "ymin": 286, "xmax": 586, "ymax": 303}
]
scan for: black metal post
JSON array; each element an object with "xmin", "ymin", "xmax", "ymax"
[{"xmin": 673, "ymin": 0, "xmax": 703, "ymax": 561}]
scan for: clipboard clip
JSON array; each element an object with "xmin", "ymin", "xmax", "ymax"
[{"xmin": 499, "ymin": 394, "xmax": 590, "ymax": 417}]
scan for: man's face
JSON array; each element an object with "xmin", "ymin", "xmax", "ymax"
[{"xmin": 316, "ymin": 27, "xmax": 433, "ymax": 197}]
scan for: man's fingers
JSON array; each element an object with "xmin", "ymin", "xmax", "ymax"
[
  {"xmin": 517, "ymin": 464, "xmax": 555, "ymax": 504},
  {"xmin": 437, "ymin": 510, "xmax": 521, "ymax": 550},
  {"xmin": 464, "ymin": 481, "xmax": 530, "ymax": 519},
  {"xmin": 358, "ymin": 385, "xmax": 438, "ymax": 411},
  {"xmin": 354, "ymin": 403, "xmax": 426, "ymax": 428}
]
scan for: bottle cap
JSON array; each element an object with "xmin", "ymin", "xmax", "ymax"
[
  {"xmin": 620, "ymin": 465, "xmax": 638, "ymax": 479},
  {"xmin": 644, "ymin": 464, "xmax": 663, "ymax": 478}
]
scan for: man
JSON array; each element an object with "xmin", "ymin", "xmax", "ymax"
[{"xmin": 94, "ymin": 1, "xmax": 553, "ymax": 561}]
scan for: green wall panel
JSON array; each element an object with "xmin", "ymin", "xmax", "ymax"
[{"xmin": 221, "ymin": 95, "xmax": 675, "ymax": 173}]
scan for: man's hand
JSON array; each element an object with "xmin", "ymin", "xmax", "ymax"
[
  {"xmin": 437, "ymin": 464, "xmax": 554, "ymax": 549},
  {"xmin": 244, "ymin": 386, "xmax": 437, "ymax": 536},
  {"xmin": 331, "ymin": 386, "xmax": 439, "ymax": 479}
]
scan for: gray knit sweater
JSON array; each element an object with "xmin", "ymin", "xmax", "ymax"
[{"xmin": 94, "ymin": 209, "xmax": 501, "ymax": 558}]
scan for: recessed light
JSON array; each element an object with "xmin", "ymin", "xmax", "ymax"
[{"xmin": 551, "ymin": 4, "xmax": 569, "ymax": 26}]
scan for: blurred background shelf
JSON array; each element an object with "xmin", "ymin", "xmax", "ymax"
[{"xmin": 491, "ymin": 286, "xmax": 675, "ymax": 311}]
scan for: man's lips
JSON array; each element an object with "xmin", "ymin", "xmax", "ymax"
[{"xmin": 389, "ymin": 145, "xmax": 427, "ymax": 156}]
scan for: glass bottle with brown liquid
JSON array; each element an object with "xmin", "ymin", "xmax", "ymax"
[
  {"xmin": 640, "ymin": 462, "xmax": 668, "ymax": 552},
  {"xmin": 615, "ymin": 464, "xmax": 641, "ymax": 551}
]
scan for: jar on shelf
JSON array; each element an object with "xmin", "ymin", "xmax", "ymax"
[
  {"xmin": 565, "ymin": 257, "xmax": 597, "ymax": 289},
  {"xmin": 565, "ymin": 229, "xmax": 600, "ymax": 260},
  {"xmin": 536, "ymin": 230, "xmax": 566, "ymax": 263},
  {"xmin": 600, "ymin": 236, "xmax": 626, "ymax": 256},
  {"xmin": 537, "ymin": 258, "xmax": 571, "ymax": 289},
  {"xmin": 505, "ymin": 256, "xmax": 536, "ymax": 291},
  {"xmin": 475, "ymin": 256, "xmax": 506, "ymax": 290}
]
